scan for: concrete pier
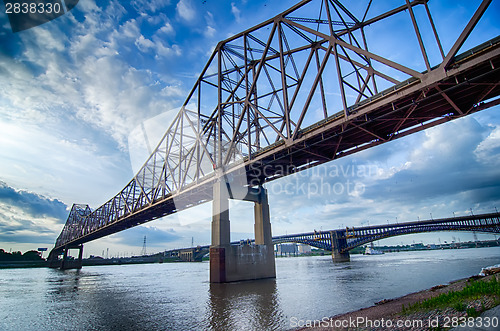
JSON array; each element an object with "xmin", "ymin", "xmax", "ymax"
[
  {"xmin": 48, "ymin": 245, "xmax": 84, "ymax": 270},
  {"xmin": 330, "ymin": 231, "xmax": 350, "ymax": 262},
  {"xmin": 210, "ymin": 179, "xmax": 276, "ymax": 283}
]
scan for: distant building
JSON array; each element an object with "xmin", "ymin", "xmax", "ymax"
[
  {"xmin": 276, "ymin": 243, "xmax": 298, "ymax": 255},
  {"xmin": 298, "ymin": 244, "xmax": 312, "ymax": 254},
  {"xmin": 275, "ymin": 243, "xmax": 312, "ymax": 255}
]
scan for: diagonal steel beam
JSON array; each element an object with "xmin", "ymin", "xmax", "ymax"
[{"xmin": 441, "ymin": 0, "xmax": 492, "ymax": 70}]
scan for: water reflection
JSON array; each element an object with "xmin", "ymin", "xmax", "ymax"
[
  {"xmin": 207, "ymin": 278, "xmax": 285, "ymax": 330},
  {"xmin": 45, "ymin": 269, "xmax": 82, "ymax": 297},
  {"xmin": 43, "ymin": 269, "xmax": 146, "ymax": 330}
]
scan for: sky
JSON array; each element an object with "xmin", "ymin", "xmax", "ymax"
[{"xmin": 0, "ymin": 0, "xmax": 499, "ymax": 258}]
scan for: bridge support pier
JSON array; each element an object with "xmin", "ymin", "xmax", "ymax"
[
  {"xmin": 330, "ymin": 231, "xmax": 350, "ymax": 262},
  {"xmin": 210, "ymin": 179, "xmax": 276, "ymax": 283},
  {"xmin": 60, "ymin": 245, "xmax": 84, "ymax": 270}
]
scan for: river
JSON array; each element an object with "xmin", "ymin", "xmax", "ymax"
[{"xmin": 1, "ymin": 247, "xmax": 499, "ymax": 330}]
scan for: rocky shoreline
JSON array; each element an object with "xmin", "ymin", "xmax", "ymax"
[{"xmin": 300, "ymin": 274, "xmax": 500, "ymax": 331}]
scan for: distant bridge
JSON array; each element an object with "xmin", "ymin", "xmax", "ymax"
[
  {"xmin": 165, "ymin": 211, "xmax": 500, "ymax": 262},
  {"xmin": 50, "ymin": 0, "xmax": 500, "ymax": 282}
]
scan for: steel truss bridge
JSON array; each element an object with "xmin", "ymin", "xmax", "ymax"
[{"xmin": 51, "ymin": 0, "xmax": 500, "ymax": 265}]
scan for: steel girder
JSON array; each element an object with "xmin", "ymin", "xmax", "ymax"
[{"xmin": 53, "ymin": 0, "xmax": 500, "ymax": 251}]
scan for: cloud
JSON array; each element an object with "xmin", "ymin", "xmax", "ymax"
[
  {"xmin": 175, "ymin": 0, "xmax": 196, "ymax": 22},
  {"xmin": 204, "ymin": 11, "xmax": 216, "ymax": 38},
  {"xmin": 154, "ymin": 39, "xmax": 182, "ymax": 57},
  {"xmin": 0, "ymin": 181, "xmax": 68, "ymax": 221},
  {"xmin": 475, "ymin": 126, "xmax": 500, "ymax": 166},
  {"xmin": 176, "ymin": 0, "xmax": 196, "ymax": 22},
  {"xmin": 0, "ymin": 182, "xmax": 69, "ymax": 246},
  {"xmin": 204, "ymin": 25, "xmax": 216, "ymax": 38},
  {"xmin": 231, "ymin": 2, "xmax": 241, "ymax": 23},
  {"xmin": 1, "ymin": 15, "xmax": 182, "ymax": 151},
  {"xmin": 361, "ymin": 117, "xmax": 500, "ymax": 205},
  {"xmin": 135, "ymin": 35, "xmax": 156, "ymax": 52},
  {"xmin": 0, "ymin": 230, "xmax": 56, "ymax": 245},
  {"xmin": 159, "ymin": 21, "xmax": 175, "ymax": 34},
  {"xmin": 132, "ymin": 0, "xmax": 171, "ymax": 13}
]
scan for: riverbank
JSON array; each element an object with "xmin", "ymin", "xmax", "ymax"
[
  {"xmin": 301, "ymin": 273, "xmax": 500, "ymax": 330},
  {"xmin": 0, "ymin": 256, "xmax": 183, "ymax": 269},
  {"xmin": 0, "ymin": 261, "xmax": 47, "ymax": 268}
]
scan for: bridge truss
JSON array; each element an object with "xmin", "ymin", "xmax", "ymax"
[{"xmin": 53, "ymin": 0, "xmax": 500, "ymax": 253}]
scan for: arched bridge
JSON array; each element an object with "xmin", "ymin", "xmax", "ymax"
[
  {"xmin": 163, "ymin": 211, "xmax": 500, "ymax": 262},
  {"xmin": 50, "ymin": 0, "xmax": 500, "ymax": 282},
  {"xmin": 272, "ymin": 211, "xmax": 500, "ymax": 261}
]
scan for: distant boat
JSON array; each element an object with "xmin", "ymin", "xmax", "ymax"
[{"xmin": 364, "ymin": 243, "xmax": 384, "ymax": 255}]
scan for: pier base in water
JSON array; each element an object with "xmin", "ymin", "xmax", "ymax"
[
  {"xmin": 48, "ymin": 245, "xmax": 83, "ymax": 270},
  {"xmin": 210, "ymin": 179, "xmax": 276, "ymax": 283},
  {"xmin": 330, "ymin": 231, "xmax": 350, "ymax": 262},
  {"xmin": 332, "ymin": 250, "xmax": 350, "ymax": 262}
]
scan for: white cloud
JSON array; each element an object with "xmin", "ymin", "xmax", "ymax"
[
  {"xmin": 205, "ymin": 11, "xmax": 215, "ymax": 27},
  {"xmin": 156, "ymin": 41, "xmax": 182, "ymax": 57},
  {"xmin": 103, "ymin": 0, "xmax": 127, "ymax": 19},
  {"xmin": 135, "ymin": 35, "xmax": 156, "ymax": 52},
  {"xmin": 77, "ymin": 0, "xmax": 99, "ymax": 11},
  {"xmin": 132, "ymin": 0, "xmax": 171, "ymax": 14},
  {"xmin": 204, "ymin": 11, "xmax": 216, "ymax": 37},
  {"xmin": 204, "ymin": 25, "xmax": 216, "ymax": 38},
  {"xmin": 0, "ymin": 120, "xmax": 130, "ymax": 206},
  {"xmin": 475, "ymin": 125, "xmax": 500, "ymax": 166},
  {"xmin": 76, "ymin": 56, "xmax": 177, "ymax": 148},
  {"xmin": 118, "ymin": 19, "xmax": 141, "ymax": 39},
  {"xmin": 231, "ymin": 2, "xmax": 241, "ymax": 23},
  {"xmin": 176, "ymin": 0, "xmax": 196, "ymax": 22},
  {"xmin": 159, "ymin": 21, "xmax": 175, "ymax": 34}
]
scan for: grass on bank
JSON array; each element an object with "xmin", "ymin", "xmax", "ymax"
[{"xmin": 402, "ymin": 276, "xmax": 500, "ymax": 316}]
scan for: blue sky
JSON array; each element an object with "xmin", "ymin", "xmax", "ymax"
[{"xmin": 0, "ymin": 0, "xmax": 499, "ymax": 257}]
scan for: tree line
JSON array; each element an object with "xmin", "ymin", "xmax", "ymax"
[{"xmin": 0, "ymin": 249, "xmax": 44, "ymax": 261}]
